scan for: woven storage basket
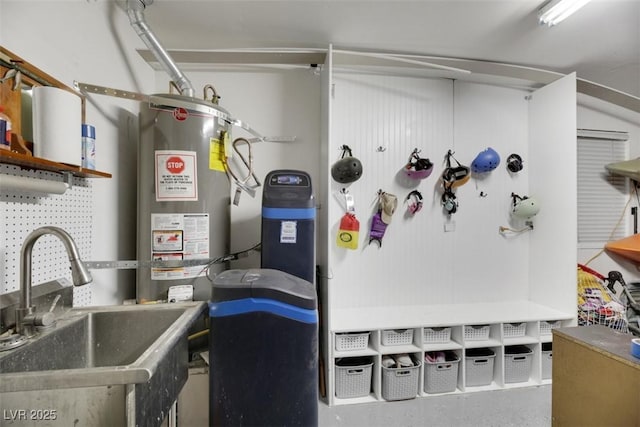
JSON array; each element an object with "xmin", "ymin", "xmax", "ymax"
[
  {"xmin": 503, "ymin": 322, "xmax": 526, "ymax": 338},
  {"xmin": 424, "ymin": 351, "xmax": 459, "ymax": 393},
  {"xmin": 465, "ymin": 348, "xmax": 495, "ymax": 386},
  {"xmin": 381, "ymin": 329, "xmax": 413, "ymax": 346},
  {"xmin": 540, "ymin": 320, "xmax": 561, "ymax": 336},
  {"xmin": 335, "ymin": 357, "xmax": 373, "ymax": 398},
  {"xmin": 381, "ymin": 360, "xmax": 421, "ymax": 401},
  {"xmin": 504, "ymin": 345, "xmax": 533, "ymax": 383},
  {"xmin": 541, "ymin": 342, "xmax": 553, "ymax": 380},
  {"xmin": 423, "ymin": 327, "xmax": 452, "ymax": 344},
  {"xmin": 464, "ymin": 325, "xmax": 490, "ymax": 341},
  {"xmin": 335, "ymin": 332, "xmax": 370, "ymax": 351}
]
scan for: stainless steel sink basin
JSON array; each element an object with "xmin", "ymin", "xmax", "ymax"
[
  {"xmin": 2, "ymin": 307, "xmax": 183, "ymax": 374},
  {"xmin": 0, "ymin": 301, "xmax": 207, "ymax": 426}
]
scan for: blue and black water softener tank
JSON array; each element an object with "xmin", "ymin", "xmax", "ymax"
[
  {"xmin": 209, "ymin": 268, "xmax": 318, "ymax": 426},
  {"xmin": 261, "ymin": 170, "xmax": 315, "ymax": 284}
]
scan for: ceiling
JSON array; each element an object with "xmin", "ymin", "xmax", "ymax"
[{"xmin": 136, "ymin": 0, "xmax": 639, "ymax": 99}]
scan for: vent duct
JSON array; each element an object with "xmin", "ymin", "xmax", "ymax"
[{"xmin": 126, "ymin": 0, "xmax": 195, "ymax": 98}]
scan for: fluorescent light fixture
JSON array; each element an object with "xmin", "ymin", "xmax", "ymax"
[{"xmin": 538, "ymin": 0, "xmax": 591, "ymax": 26}]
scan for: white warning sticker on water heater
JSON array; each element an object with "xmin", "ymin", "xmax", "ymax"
[
  {"xmin": 150, "ymin": 213, "xmax": 209, "ymax": 281},
  {"xmin": 155, "ymin": 150, "xmax": 198, "ymax": 202}
]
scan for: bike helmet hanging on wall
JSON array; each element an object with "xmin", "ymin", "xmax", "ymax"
[
  {"xmin": 471, "ymin": 147, "xmax": 501, "ymax": 173},
  {"xmin": 404, "ymin": 148, "xmax": 433, "ymax": 180},
  {"xmin": 441, "ymin": 150, "xmax": 470, "ymax": 189},
  {"xmin": 506, "ymin": 153, "xmax": 524, "ymax": 173},
  {"xmin": 511, "ymin": 193, "xmax": 540, "ymax": 219},
  {"xmin": 331, "ymin": 145, "xmax": 363, "ymax": 184}
]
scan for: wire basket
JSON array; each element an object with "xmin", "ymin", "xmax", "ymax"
[
  {"xmin": 578, "ymin": 267, "xmax": 628, "ymax": 333},
  {"xmin": 381, "ymin": 329, "xmax": 413, "ymax": 346},
  {"xmin": 464, "ymin": 325, "xmax": 490, "ymax": 341},
  {"xmin": 335, "ymin": 332, "xmax": 370, "ymax": 352},
  {"xmin": 423, "ymin": 327, "xmax": 452, "ymax": 344}
]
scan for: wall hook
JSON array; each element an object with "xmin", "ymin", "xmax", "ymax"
[{"xmin": 377, "ymin": 146, "xmax": 386, "ymax": 152}]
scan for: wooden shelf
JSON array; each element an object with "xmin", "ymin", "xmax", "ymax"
[{"xmin": 0, "ymin": 150, "xmax": 111, "ymax": 178}]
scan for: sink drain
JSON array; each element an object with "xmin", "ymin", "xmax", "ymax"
[{"xmin": 0, "ymin": 334, "xmax": 28, "ymax": 352}]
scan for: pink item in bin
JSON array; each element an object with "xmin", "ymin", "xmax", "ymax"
[{"xmin": 425, "ymin": 351, "xmax": 446, "ymax": 363}]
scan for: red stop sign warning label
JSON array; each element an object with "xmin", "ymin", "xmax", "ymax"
[
  {"xmin": 155, "ymin": 151, "xmax": 197, "ymax": 201},
  {"xmin": 166, "ymin": 156, "xmax": 185, "ymax": 174}
]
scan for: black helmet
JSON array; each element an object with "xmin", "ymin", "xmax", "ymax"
[
  {"xmin": 331, "ymin": 145, "xmax": 363, "ymax": 184},
  {"xmin": 506, "ymin": 153, "xmax": 524, "ymax": 173}
]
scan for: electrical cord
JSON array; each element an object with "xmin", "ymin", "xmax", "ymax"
[
  {"xmin": 203, "ymin": 242, "xmax": 261, "ymax": 283},
  {"xmin": 499, "ymin": 225, "xmax": 533, "ymax": 234},
  {"xmin": 583, "ymin": 187, "xmax": 636, "ymax": 266},
  {"xmin": 185, "ymin": 243, "xmax": 262, "ymax": 340},
  {"xmin": 180, "ymin": 242, "xmax": 261, "ymax": 287},
  {"xmin": 223, "ymin": 137, "xmax": 261, "ymax": 200}
]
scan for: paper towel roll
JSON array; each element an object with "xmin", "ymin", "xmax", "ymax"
[{"xmin": 33, "ymin": 86, "xmax": 82, "ymax": 165}]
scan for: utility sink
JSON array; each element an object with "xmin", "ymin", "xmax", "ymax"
[{"xmin": 0, "ymin": 301, "xmax": 207, "ymax": 426}]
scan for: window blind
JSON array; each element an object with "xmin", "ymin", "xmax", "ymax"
[{"xmin": 577, "ymin": 135, "xmax": 629, "ymax": 243}]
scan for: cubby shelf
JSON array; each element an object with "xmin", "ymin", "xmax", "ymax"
[
  {"xmin": 329, "ymin": 320, "xmax": 568, "ymax": 406},
  {"xmin": 320, "ymin": 49, "xmax": 578, "ymax": 406},
  {"xmin": 0, "ymin": 150, "xmax": 111, "ymax": 178}
]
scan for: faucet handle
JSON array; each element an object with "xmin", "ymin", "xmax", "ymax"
[
  {"xmin": 33, "ymin": 312, "xmax": 56, "ymax": 327},
  {"xmin": 17, "ymin": 310, "xmax": 56, "ymax": 337}
]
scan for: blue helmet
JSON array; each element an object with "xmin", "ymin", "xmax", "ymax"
[{"xmin": 471, "ymin": 147, "xmax": 501, "ymax": 173}]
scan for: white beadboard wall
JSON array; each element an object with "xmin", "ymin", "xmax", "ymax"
[{"xmin": 327, "ymin": 73, "xmax": 531, "ymax": 310}]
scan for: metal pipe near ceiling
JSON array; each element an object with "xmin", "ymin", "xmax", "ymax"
[{"xmin": 126, "ymin": 0, "xmax": 195, "ymax": 98}]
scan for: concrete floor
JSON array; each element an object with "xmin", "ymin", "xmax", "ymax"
[
  {"xmin": 178, "ymin": 367, "xmax": 551, "ymax": 426},
  {"xmin": 318, "ymin": 385, "xmax": 551, "ymax": 427}
]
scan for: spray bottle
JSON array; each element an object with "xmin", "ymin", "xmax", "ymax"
[{"xmin": 0, "ymin": 105, "xmax": 12, "ymax": 150}]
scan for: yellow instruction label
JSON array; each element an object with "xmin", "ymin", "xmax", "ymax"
[{"xmin": 209, "ymin": 137, "xmax": 226, "ymax": 172}]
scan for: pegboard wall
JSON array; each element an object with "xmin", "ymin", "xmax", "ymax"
[{"xmin": 1, "ymin": 164, "xmax": 93, "ymax": 306}]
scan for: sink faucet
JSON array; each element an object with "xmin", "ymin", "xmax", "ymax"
[{"xmin": 16, "ymin": 226, "xmax": 93, "ymax": 337}]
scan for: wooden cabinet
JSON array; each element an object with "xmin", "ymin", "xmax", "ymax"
[{"xmin": 552, "ymin": 326, "xmax": 640, "ymax": 427}]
